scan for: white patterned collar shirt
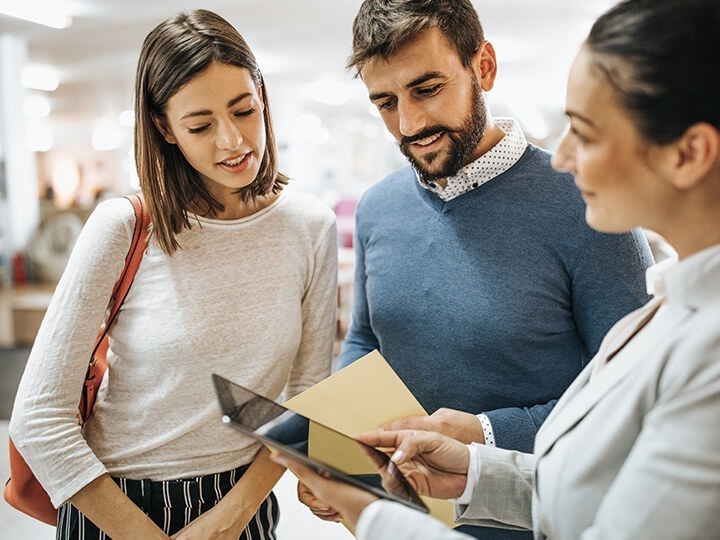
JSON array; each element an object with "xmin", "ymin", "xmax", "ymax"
[{"xmin": 418, "ymin": 118, "xmax": 528, "ymax": 201}]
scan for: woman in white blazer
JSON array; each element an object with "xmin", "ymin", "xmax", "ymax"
[{"xmin": 271, "ymin": 0, "xmax": 720, "ymax": 538}]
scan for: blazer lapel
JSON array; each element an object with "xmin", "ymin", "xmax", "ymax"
[{"xmin": 535, "ymin": 298, "xmax": 674, "ymax": 458}]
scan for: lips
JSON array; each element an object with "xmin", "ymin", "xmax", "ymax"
[
  {"xmin": 219, "ymin": 153, "xmax": 249, "ymax": 166},
  {"xmin": 217, "ymin": 152, "xmax": 252, "ymax": 173},
  {"xmin": 402, "ymin": 132, "xmax": 446, "ymax": 157},
  {"xmin": 412, "ymin": 132, "xmax": 443, "ymax": 147},
  {"xmin": 577, "ymin": 186, "xmax": 596, "ymax": 199}
]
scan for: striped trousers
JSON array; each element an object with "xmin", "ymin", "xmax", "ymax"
[{"xmin": 56, "ymin": 465, "xmax": 279, "ymax": 539}]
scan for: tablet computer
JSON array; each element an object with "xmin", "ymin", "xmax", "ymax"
[{"xmin": 212, "ymin": 373, "xmax": 429, "ymax": 514}]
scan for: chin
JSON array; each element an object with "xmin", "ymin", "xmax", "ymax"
[{"xmin": 586, "ymin": 212, "xmax": 635, "ymax": 235}]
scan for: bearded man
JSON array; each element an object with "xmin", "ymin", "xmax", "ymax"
[{"xmin": 302, "ymin": 2, "xmax": 655, "ymax": 538}]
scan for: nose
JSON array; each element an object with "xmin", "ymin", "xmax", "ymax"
[
  {"xmin": 551, "ymin": 128, "xmax": 576, "ymax": 174},
  {"xmin": 397, "ymin": 99, "xmax": 427, "ymax": 138},
  {"xmin": 216, "ymin": 119, "xmax": 243, "ymax": 151}
]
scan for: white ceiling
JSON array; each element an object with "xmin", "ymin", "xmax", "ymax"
[{"xmin": 1, "ymin": 0, "xmax": 618, "ymax": 157}]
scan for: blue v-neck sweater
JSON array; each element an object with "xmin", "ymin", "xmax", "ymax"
[{"xmin": 340, "ymin": 145, "xmax": 653, "ymax": 453}]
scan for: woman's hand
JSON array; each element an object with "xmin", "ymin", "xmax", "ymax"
[
  {"xmin": 170, "ymin": 502, "xmax": 250, "ymax": 540},
  {"xmin": 68, "ymin": 474, "xmax": 171, "ymax": 539},
  {"xmin": 172, "ymin": 446, "xmax": 283, "ymax": 539},
  {"xmin": 271, "ymin": 453, "xmax": 378, "ymax": 529},
  {"xmin": 355, "ymin": 429, "xmax": 470, "ymax": 500}
]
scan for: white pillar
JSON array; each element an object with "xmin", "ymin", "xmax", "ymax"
[{"xmin": 0, "ymin": 34, "xmax": 40, "ymax": 262}]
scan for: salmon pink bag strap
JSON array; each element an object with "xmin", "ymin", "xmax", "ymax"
[{"xmin": 79, "ymin": 193, "xmax": 150, "ymax": 420}]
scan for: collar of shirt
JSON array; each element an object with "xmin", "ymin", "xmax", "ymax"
[
  {"xmin": 418, "ymin": 118, "xmax": 528, "ymax": 201},
  {"xmin": 648, "ymin": 243, "xmax": 720, "ymax": 309}
]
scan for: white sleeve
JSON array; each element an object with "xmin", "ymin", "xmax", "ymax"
[
  {"xmin": 356, "ymin": 501, "xmax": 475, "ymax": 540},
  {"xmin": 283, "ymin": 216, "xmax": 337, "ymax": 398},
  {"xmin": 8, "ymin": 198, "xmax": 136, "ymax": 507},
  {"xmin": 454, "ymin": 444, "xmax": 535, "ymax": 531},
  {"xmin": 452, "ymin": 443, "xmax": 479, "ymax": 505}
]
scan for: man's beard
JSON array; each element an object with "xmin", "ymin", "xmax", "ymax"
[{"xmin": 399, "ymin": 75, "xmax": 487, "ymax": 185}]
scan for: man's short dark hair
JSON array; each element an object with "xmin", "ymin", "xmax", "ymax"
[{"xmin": 347, "ymin": 0, "xmax": 485, "ymax": 75}]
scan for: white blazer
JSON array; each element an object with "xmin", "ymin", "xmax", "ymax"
[{"xmin": 358, "ymin": 245, "xmax": 720, "ymax": 540}]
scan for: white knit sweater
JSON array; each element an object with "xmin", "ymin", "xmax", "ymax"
[{"xmin": 9, "ymin": 190, "xmax": 338, "ymax": 507}]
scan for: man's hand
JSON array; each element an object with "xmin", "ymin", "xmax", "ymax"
[
  {"xmin": 355, "ymin": 429, "xmax": 470, "ymax": 499},
  {"xmin": 297, "ymin": 481, "xmax": 343, "ymax": 522},
  {"xmin": 381, "ymin": 408, "xmax": 485, "ymax": 444}
]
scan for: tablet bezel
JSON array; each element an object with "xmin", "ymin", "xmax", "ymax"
[{"xmin": 212, "ymin": 373, "xmax": 429, "ymax": 514}]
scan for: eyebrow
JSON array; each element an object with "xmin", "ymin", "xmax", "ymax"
[
  {"xmin": 566, "ymin": 109, "xmax": 596, "ymax": 128},
  {"xmin": 368, "ymin": 71, "xmax": 445, "ymax": 102},
  {"xmin": 179, "ymin": 92, "xmax": 254, "ymax": 120}
]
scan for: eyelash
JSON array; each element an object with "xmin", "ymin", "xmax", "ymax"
[
  {"xmin": 375, "ymin": 85, "xmax": 443, "ymax": 112},
  {"xmin": 570, "ymin": 127, "xmax": 589, "ymax": 145},
  {"xmin": 187, "ymin": 108, "xmax": 257, "ymax": 134},
  {"xmin": 415, "ymin": 84, "xmax": 442, "ymax": 98},
  {"xmin": 377, "ymin": 100, "xmax": 396, "ymax": 112}
]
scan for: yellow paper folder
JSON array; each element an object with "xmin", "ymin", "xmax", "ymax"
[{"xmin": 284, "ymin": 350, "xmax": 457, "ymax": 527}]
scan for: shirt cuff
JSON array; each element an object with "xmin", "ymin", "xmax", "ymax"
[
  {"xmin": 478, "ymin": 413, "xmax": 496, "ymax": 446},
  {"xmin": 452, "ymin": 443, "xmax": 480, "ymax": 505},
  {"xmin": 355, "ymin": 500, "xmax": 386, "ymax": 539}
]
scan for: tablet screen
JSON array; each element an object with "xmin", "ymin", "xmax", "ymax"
[{"xmin": 212, "ymin": 374, "xmax": 428, "ymax": 513}]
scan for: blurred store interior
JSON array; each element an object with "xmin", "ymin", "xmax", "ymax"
[
  {"xmin": 0, "ymin": 0, "xmax": 626, "ymax": 348},
  {"xmin": 0, "ymin": 0, "xmax": 663, "ymax": 536}
]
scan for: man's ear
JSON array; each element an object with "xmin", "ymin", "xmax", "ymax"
[
  {"xmin": 152, "ymin": 114, "xmax": 177, "ymax": 144},
  {"xmin": 471, "ymin": 40, "xmax": 498, "ymax": 92},
  {"xmin": 671, "ymin": 123, "xmax": 720, "ymax": 190}
]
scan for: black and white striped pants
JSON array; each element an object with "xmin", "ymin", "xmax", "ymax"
[{"xmin": 56, "ymin": 465, "xmax": 279, "ymax": 539}]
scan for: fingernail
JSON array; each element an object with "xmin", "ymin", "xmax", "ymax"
[
  {"xmin": 387, "ymin": 461, "xmax": 396, "ymax": 475},
  {"xmin": 390, "ymin": 449, "xmax": 404, "ymax": 463},
  {"xmin": 378, "ymin": 427, "xmax": 385, "ymax": 432}
]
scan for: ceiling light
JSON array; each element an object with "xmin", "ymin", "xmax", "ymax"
[
  {"xmin": 118, "ymin": 110, "xmax": 135, "ymax": 127},
  {"xmin": 51, "ymin": 158, "xmax": 80, "ymax": 208},
  {"xmin": 23, "ymin": 95, "xmax": 51, "ymax": 117},
  {"xmin": 0, "ymin": 3, "xmax": 72, "ymax": 29},
  {"xmin": 26, "ymin": 125, "xmax": 54, "ymax": 152},
  {"xmin": 21, "ymin": 66, "xmax": 60, "ymax": 91},
  {"xmin": 92, "ymin": 125, "xmax": 124, "ymax": 151}
]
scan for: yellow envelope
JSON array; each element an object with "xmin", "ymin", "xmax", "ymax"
[{"xmin": 284, "ymin": 349, "xmax": 457, "ymax": 528}]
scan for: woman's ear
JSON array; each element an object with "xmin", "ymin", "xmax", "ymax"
[
  {"xmin": 152, "ymin": 114, "xmax": 177, "ymax": 144},
  {"xmin": 671, "ymin": 122, "xmax": 720, "ymax": 190}
]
